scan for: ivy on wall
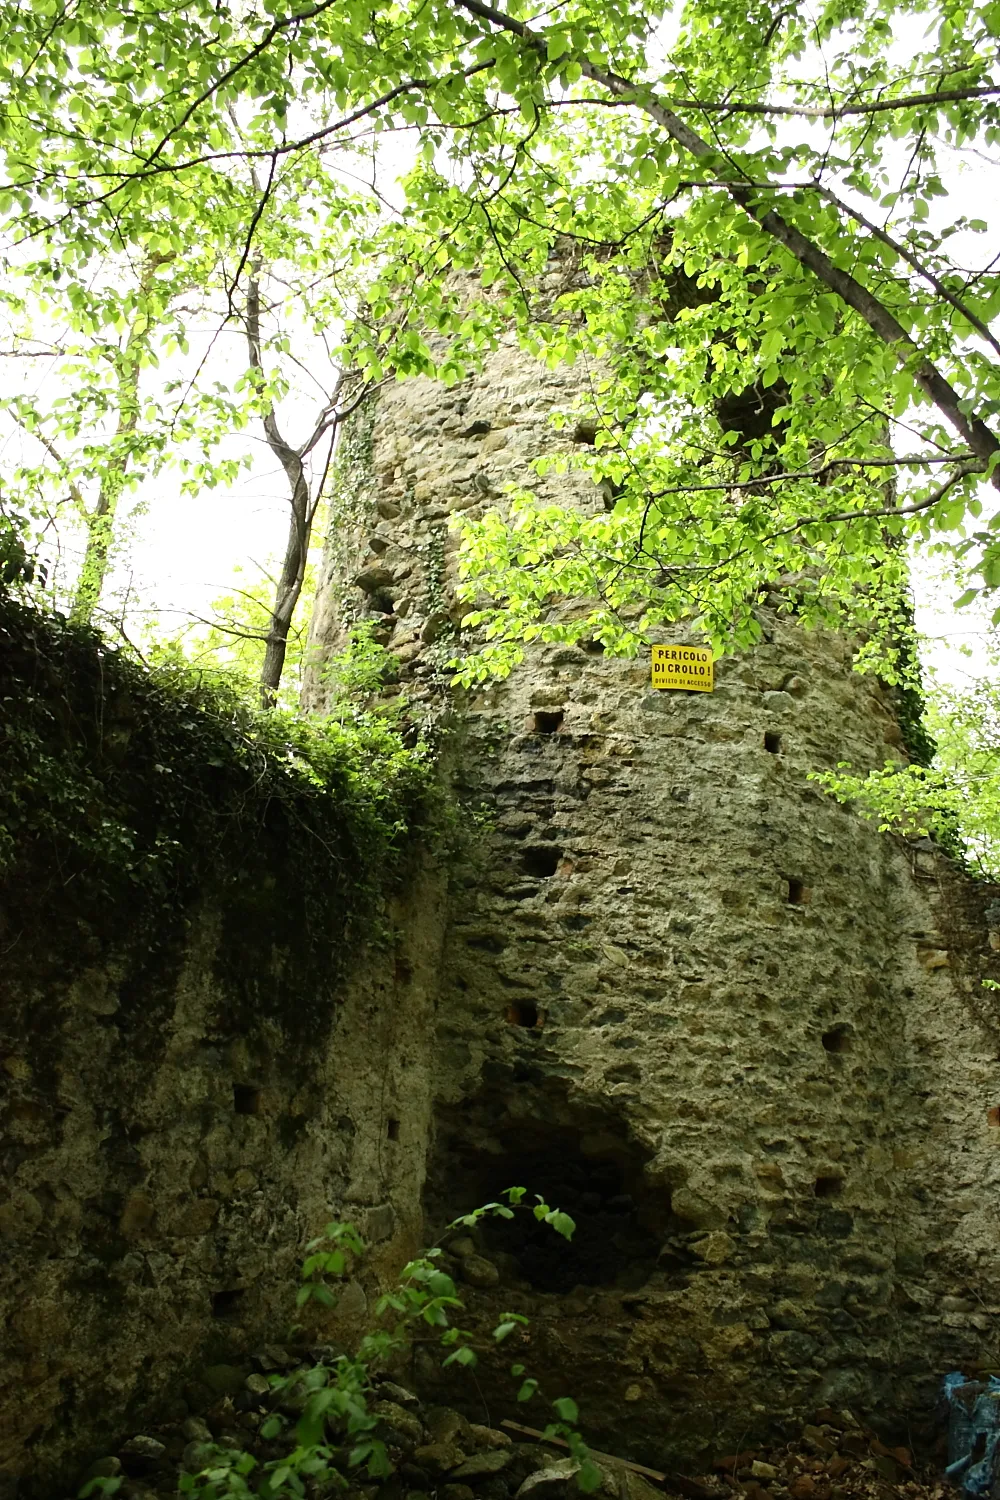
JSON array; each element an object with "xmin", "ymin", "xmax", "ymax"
[{"xmin": 0, "ymin": 592, "xmax": 435, "ymax": 1030}]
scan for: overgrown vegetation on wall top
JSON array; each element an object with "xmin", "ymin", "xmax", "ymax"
[{"xmin": 0, "ymin": 590, "xmax": 435, "ymax": 1007}]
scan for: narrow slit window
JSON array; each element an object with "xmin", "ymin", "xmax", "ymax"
[
  {"xmin": 764, "ymin": 731, "xmax": 782, "ymax": 754},
  {"xmin": 387, "ymin": 1118, "xmax": 401, "ymax": 1141},
  {"xmin": 233, "ymin": 1084, "xmax": 261, "ymax": 1116},
  {"xmin": 787, "ymin": 879, "xmax": 806, "ymax": 905}
]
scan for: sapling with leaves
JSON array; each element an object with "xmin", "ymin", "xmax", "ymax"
[
  {"xmin": 815, "ymin": 641, "xmax": 1000, "ymax": 880},
  {"xmin": 174, "ymin": 1188, "xmax": 601, "ymax": 1500},
  {"xmin": 297, "ymin": 1220, "xmax": 367, "ymax": 1310}
]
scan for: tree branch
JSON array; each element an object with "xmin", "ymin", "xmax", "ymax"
[
  {"xmin": 636, "ymin": 462, "xmax": 981, "ymax": 578},
  {"xmin": 642, "ymin": 451, "xmax": 978, "ymax": 503},
  {"xmin": 7, "ymin": 411, "xmax": 89, "ymax": 519},
  {"xmin": 297, "ymin": 373, "xmax": 381, "ymax": 459},
  {"xmin": 17, "ymin": 60, "xmax": 497, "ymax": 230},
  {"xmin": 140, "ymin": 0, "xmax": 345, "ymax": 169},
  {"xmin": 655, "ymin": 81, "xmax": 1000, "ymax": 120},
  {"xmin": 227, "ymin": 150, "xmax": 279, "ymax": 309},
  {"xmin": 812, "ymin": 185, "xmax": 1000, "ymax": 361}
]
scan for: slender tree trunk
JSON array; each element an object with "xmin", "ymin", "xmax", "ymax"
[
  {"xmin": 71, "ymin": 257, "xmax": 159, "ymax": 625},
  {"xmin": 260, "ymin": 477, "xmax": 312, "ymax": 708},
  {"xmin": 244, "ymin": 271, "xmax": 316, "ymax": 708}
]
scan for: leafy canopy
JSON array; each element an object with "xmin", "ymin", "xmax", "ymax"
[{"xmin": 1, "ymin": 0, "xmax": 998, "ymax": 674}]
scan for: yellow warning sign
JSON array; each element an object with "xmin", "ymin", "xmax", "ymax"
[{"xmin": 651, "ymin": 645, "xmax": 714, "ymax": 692}]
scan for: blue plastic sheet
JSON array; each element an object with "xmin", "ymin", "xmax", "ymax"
[{"xmin": 944, "ymin": 1372, "xmax": 1000, "ymax": 1496}]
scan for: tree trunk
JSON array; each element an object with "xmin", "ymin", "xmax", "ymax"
[
  {"xmin": 71, "ymin": 257, "xmax": 159, "ymax": 625},
  {"xmin": 244, "ymin": 272, "xmax": 315, "ymax": 709},
  {"xmin": 259, "ymin": 479, "xmax": 311, "ymax": 707}
]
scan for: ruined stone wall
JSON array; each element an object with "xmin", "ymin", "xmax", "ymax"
[
  {"xmin": 0, "ymin": 596, "xmax": 449, "ymax": 1496},
  {"xmin": 305, "ymin": 329, "xmax": 1000, "ymax": 1466},
  {"xmin": 1, "ymin": 882, "xmax": 445, "ymax": 1493}
]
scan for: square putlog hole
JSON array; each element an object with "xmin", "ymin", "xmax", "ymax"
[
  {"xmin": 822, "ymin": 1024, "xmax": 854, "ymax": 1054},
  {"xmin": 533, "ymin": 710, "xmax": 564, "ymax": 735},
  {"xmin": 506, "ymin": 1001, "xmax": 542, "ymax": 1028},
  {"xmin": 764, "ymin": 731, "xmax": 782, "ymax": 754},
  {"xmin": 233, "ymin": 1084, "xmax": 261, "ymax": 1116},
  {"xmin": 522, "ymin": 846, "xmax": 561, "ymax": 878},
  {"xmin": 786, "ymin": 879, "xmax": 810, "ymax": 906},
  {"xmin": 211, "ymin": 1288, "xmax": 246, "ymax": 1320}
]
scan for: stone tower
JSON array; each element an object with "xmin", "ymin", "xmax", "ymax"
[{"xmin": 305, "ymin": 323, "xmax": 1000, "ymax": 1465}]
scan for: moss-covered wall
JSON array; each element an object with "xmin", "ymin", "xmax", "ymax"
[{"xmin": 0, "ymin": 598, "xmax": 446, "ymax": 1493}]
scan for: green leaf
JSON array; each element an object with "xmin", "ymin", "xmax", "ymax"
[
  {"xmin": 443, "ymin": 1344, "xmax": 478, "ymax": 1367},
  {"xmin": 578, "ymin": 1459, "xmax": 604, "ymax": 1492},
  {"xmin": 544, "ymin": 1210, "xmax": 576, "ymax": 1241},
  {"xmin": 427, "ymin": 1270, "xmax": 457, "ymax": 1297}
]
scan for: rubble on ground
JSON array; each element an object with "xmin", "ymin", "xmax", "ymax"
[{"xmin": 67, "ymin": 1358, "xmax": 956, "ymax": 1500}]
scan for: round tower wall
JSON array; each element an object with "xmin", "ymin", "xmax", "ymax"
[{"xmin": 304, "ymin": 338, "xmax": 1000, "ymax": 1464}]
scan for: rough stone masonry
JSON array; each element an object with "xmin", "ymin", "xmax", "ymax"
[
  {"xmin": 5, "ymin": 282, "xmax": 1000, "ymax": 1494},
  {"xmin": 304, "ymin": 310, "xmax": 1000, "ymax": 1465}
]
